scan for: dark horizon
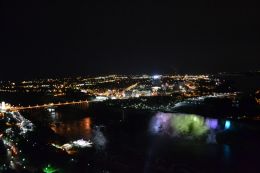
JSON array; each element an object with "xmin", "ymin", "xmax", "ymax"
[
  {"xmin": 1, "ymin": 1, "xmax": 260, "ymax": 80},
  {"xmin": 2, "ymin": 70, "xmax": 260, "ymax": 82}
]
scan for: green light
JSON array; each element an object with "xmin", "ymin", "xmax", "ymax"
[
  {"xmin": 171, "ymin": 115, "xmax": 208, "ymax": 137},
  {"xmin": 43, "ymin": 165, "xmax": 58, "ymax": 173}
]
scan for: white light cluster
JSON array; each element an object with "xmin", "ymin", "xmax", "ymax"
[
  {"xmin": 51, "ymin": 139, "xmax": 93, "ymax": 154},
  {"xmin": 72, "ymin": 139, "xmax": 93, "ymax": 148}
]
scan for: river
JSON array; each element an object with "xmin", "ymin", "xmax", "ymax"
[{"xmin": 2, "ymin": 104, "xmax": 260, "ymax": 173}]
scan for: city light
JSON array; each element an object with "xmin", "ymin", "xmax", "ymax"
[
  {"xmin": 72, "ymin": 139, "xmax": 93, "ymax": 148},
  {"xmin": 152, "ymin": 75, "xmax": 161, "ymax": 80},
  {"xmin": 51, "ymin": 139, "xmax": 93, "ymax": 155},
  {"xmin": 1, "ymin": 0, "xmax": 259, "ymax": 171},
  {"xmin": 0, "ymin": 73, "xmax": 257, "ymax": 172}
]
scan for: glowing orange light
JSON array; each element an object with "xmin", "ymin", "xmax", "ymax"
[
  {"xmin": 84, "ymin": 117, "xmax": 91, "ymax": 130},
  {"xmin": 11, "ymin": 146, "xmax": 18, "ymax": 155}
]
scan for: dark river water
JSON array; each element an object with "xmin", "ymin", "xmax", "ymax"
[
  {"xmin": 22, "ymin": 103, "xmax": 259, "ymax": 173},
  {"xmin": 0, "ymin": 103, "xmax": 256, "ymax": 173}
]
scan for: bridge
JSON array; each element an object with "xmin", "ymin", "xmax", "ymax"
[{"xmin": 8, "ymin": 100, "xmax": 90, "ymax": 112}]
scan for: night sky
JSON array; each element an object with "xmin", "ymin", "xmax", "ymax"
[{"xmin": 0, "ymin": 1, "xmax": 260, "ymax": 80}]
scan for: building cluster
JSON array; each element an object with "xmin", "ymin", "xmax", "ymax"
[{"xmin": 0, "ymin": 74, "xmax": 225, "ymax": 101}]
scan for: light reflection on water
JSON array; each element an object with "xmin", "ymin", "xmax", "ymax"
[
  {"xmin": 50, "ymin": 117, "xmax": 92, "ymax": 140},
  {"xmin": 48, "ymin": 110, "xmax": 107, "ymax": 151}
]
